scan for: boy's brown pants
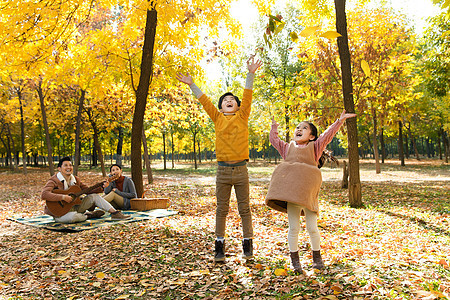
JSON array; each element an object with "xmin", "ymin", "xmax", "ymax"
[{"xmin": 215, "ymin": 164, "xmax": 253, "ymax": 239}]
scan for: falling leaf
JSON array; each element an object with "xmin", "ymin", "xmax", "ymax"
[
  {"xmin": 96, "ymin": 272, "xmax": 106, "ymax": 279},
  {"xmin": 361, "ymin": 60, "xmax": 371, "ymax": 77},
  {"xmin": 274, "ymin": 22, "xmax": 285, "ymax": 35},
  {"xmin": 290, "ymin": 31, "xmax": 299, "ymax": 42},
  {"xmin": 274, "ymin": 268, "xmax": 288, "ymax": 276},
  {"xmin": 254, "ymin": 263, "xmax": 263, "ymax": 270},
  {"xmin": 320, "ymin": 31, "xmax": 342, "ymax": 40},
  {"xmin": 93, "ymin": 282, "xmax": 101, "ymax": 287},
  {"xmin": 299, "ymin": 25, "xmax": 320, "ymax": 37}
]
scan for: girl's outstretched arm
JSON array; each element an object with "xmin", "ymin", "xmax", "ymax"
[
  {"xmin": 339, "ymin": 110, "xmax": 357, "ymax": 122},
  {"xmin": 314, "ymin": 110, "xmax": 357, "ymax": 161},
  {"xmin": 269, "ymin": 117, "xmax": 289, "ymax": 159}
]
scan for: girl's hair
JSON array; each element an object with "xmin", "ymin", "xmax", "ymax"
[{"xmin": 306, "ymin": 122, "xmax": 339, "ymax": 169}]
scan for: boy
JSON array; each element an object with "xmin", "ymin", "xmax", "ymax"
[{"xmin": 176, "ymin": 56, "xmax": 262, "ymax": 261}]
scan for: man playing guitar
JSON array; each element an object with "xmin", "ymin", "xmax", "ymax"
[{"xmin": 41, "ymin": 156, "xmax": 130, "ymax": 223}]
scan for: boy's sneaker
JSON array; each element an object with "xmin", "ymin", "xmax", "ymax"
[
  {"xmin": 242, "ymin": 238, "xmax": 253, "ymax": 259},
  {"xmin": 111, "ymin": 211, "xmax": 130, "ymax": 220},
  {"xmin": 214, "ymin": 239, "xmax": 225, "ymax": 262}
]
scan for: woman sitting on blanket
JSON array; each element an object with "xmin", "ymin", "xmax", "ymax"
[{"xmin": 103, "ymin": 164, "xmax": 137, "ymax": 210}]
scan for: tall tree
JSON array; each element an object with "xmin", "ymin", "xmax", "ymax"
[
  {"xmin": 131, "ymin": 5, "xmax": 157, "ymax": 198},
  {"xmin": 35, "ymin": 77, "xmax": 55, "ymax": 175},
  {"xmin": 73, "ymin": 90, "xmax": 85, "ymax": 176},
  {"xmin": 334, "ymin": 0, "xmax": 362, "ymax": 207}
]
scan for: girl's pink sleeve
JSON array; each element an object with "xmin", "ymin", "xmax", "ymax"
[
  {"xmin": 269, "ymin": 123, "xmax": 289, "ymax": 159},
  {"xmin": 314, "ymin": 119, "xmax": 344, "ymax": 161}
]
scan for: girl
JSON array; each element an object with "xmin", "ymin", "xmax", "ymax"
[{"xmin": 265, "ymin": 110, "xmax": 356, "ymax": 273}]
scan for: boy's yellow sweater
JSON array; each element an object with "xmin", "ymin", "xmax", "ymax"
[{"xmin": 198, "ymin": 89, "xmax": 253, "ymax": 162}]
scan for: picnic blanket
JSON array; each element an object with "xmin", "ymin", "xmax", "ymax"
[{"xmin": 7, "ymin": 209, "xmax": 178, "ymax": 233}]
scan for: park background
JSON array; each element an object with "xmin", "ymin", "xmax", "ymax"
[{"xmin": 1, "ymin": 0, "xmax": 449, "ymax": 299}]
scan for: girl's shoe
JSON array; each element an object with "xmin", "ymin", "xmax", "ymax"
[
  {"xmin": 290, "ymin": 251, "xmax": 303, "ymax": 274},
  {"xmin": 312, "ymin": 250, "xmax": 324, "ymax": 270}
]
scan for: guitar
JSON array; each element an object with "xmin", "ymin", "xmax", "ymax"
[{"xmin": 47, "ymin": 174, "xmax": 120, "ymax": 217}]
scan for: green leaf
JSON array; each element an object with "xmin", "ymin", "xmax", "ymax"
[
  {"xmin": 290, "ymin": 31, "xmax": 299, "ymax": 43},
  {"xmin": 269, "ymin": 20, "xmax": 275, "ymax": 33}
]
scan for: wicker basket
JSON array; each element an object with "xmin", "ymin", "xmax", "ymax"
[
  {"xmin": 130, "ymin": 198, "xmax": 169, "ymax": 211},
  {"xmin": 130, "ymin": 189, "xmax": 169, "ymax": 211}
]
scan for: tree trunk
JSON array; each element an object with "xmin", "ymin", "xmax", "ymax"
[
  {"xmin": 87, "ymin": 108, "xmax": 106, "ymax": 177},
  {"xmin": 198, "ymin": 138, "xmax": 202, "ymax": 164},
  {"xmin": 438, "ymin": 128, "xmax": 443, "ymax": 160},
  {"xmin": 372, "ymin": 108, "xmax": 380, "ymax": 174},
  {"xmin": 116, "ymin": 126, "xmax": 123, "ymax": 165},
  {"xmin": 380, "ymin": 127, "xmax": 386, "ymax": 163},
  {"xmin": 92, "ymin": 142, "xmax": 97, "ymax": 167},
  {"xmin": 131, "ymin": 7, "xmax": 157, "ymax": 199},
  {"xmin": 193, "ymin": 131, "xmax": 197, "ymax": 170},
  {"xmin": 406, "ymin": 123, "xmax": 420, "ymax": 160},
  {"xmin": 142, "ymin": 128, "xmax": 153, "ymax": 185},
  {"xmin": 404, "ymin": 130, "xmax": 409, "ymax": 159},
  {"xmin": 7, "ymin": 125, "xmax": 18, "ymax": 171},
  {"xmin": 17, "ymin": 89, "xmax": 27, "ymax": 175},
  {"xmin": 398, "ymin": 120, "xmax": 405, "ymax": 166},
  {"xmin": 0, "ymin": 125, "xmax": 14, "ymax": 171},
  {"xmin": 341, "ymin": 160, "xmax": 348, "ymax": 188},
  {"xmin": 443, "ymin": 130, "xmax": 449, "ymax": 163},
  {"xmin": 37, "ymin": 80, "xmax": 55, "ymax": 175},
  {"xmin": 334, "ymin": 0, "xmax": 362, "ymax": 208},
  {"xmin": 171, "ymin": 131, "xmax": 175, "ymax": 169},
  {"xmin": 73, "ymin": 90, "xmax": 85, "ymax": 175}
]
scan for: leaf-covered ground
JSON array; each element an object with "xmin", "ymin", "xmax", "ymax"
[{"xmin": 0, "ymin": 159, "xmax": 449, "ymax": 299}]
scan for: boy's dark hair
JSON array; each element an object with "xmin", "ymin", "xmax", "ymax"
[
  {"xmin": 218, "ymin": 92, "xmax": 241, "ymax": 110},
  {"xmin": 306, "ymin": 122, "xmax": 339, "ymax": 169},
  {"xmin": 57, "ymin": 156, "xmax": 72, "ymax": 168},
  {"xmin": 110, "ymin": 163, "xmax": 122, "ymax": 172}
]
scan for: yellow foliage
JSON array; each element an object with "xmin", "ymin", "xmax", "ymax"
[
  {"xmin": 299, "ymin": 25, "xmax": 321, "ymax": 37},
  {"xmin": 319, "ymin": 31, "xmax": 342, "ymax": 40},
  {"xmin": 274, "ymin": 268, "xmax": 288, "ymax": 276},
  {"xmin": 361, "ymin": 60, "xmax": 371, "ymax": 77}
]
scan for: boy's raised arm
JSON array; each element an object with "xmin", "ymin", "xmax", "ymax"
[
  {"xmin": 247, "ymin": 55, "xmax": 262, "ymax": 74},
  {"xmin": 176, "ymin": 72, "xmax": 203, "ymax": 99},
  {"xmin": 244, "ymin": 56, "xmax": 262, "ymax": 90}
]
